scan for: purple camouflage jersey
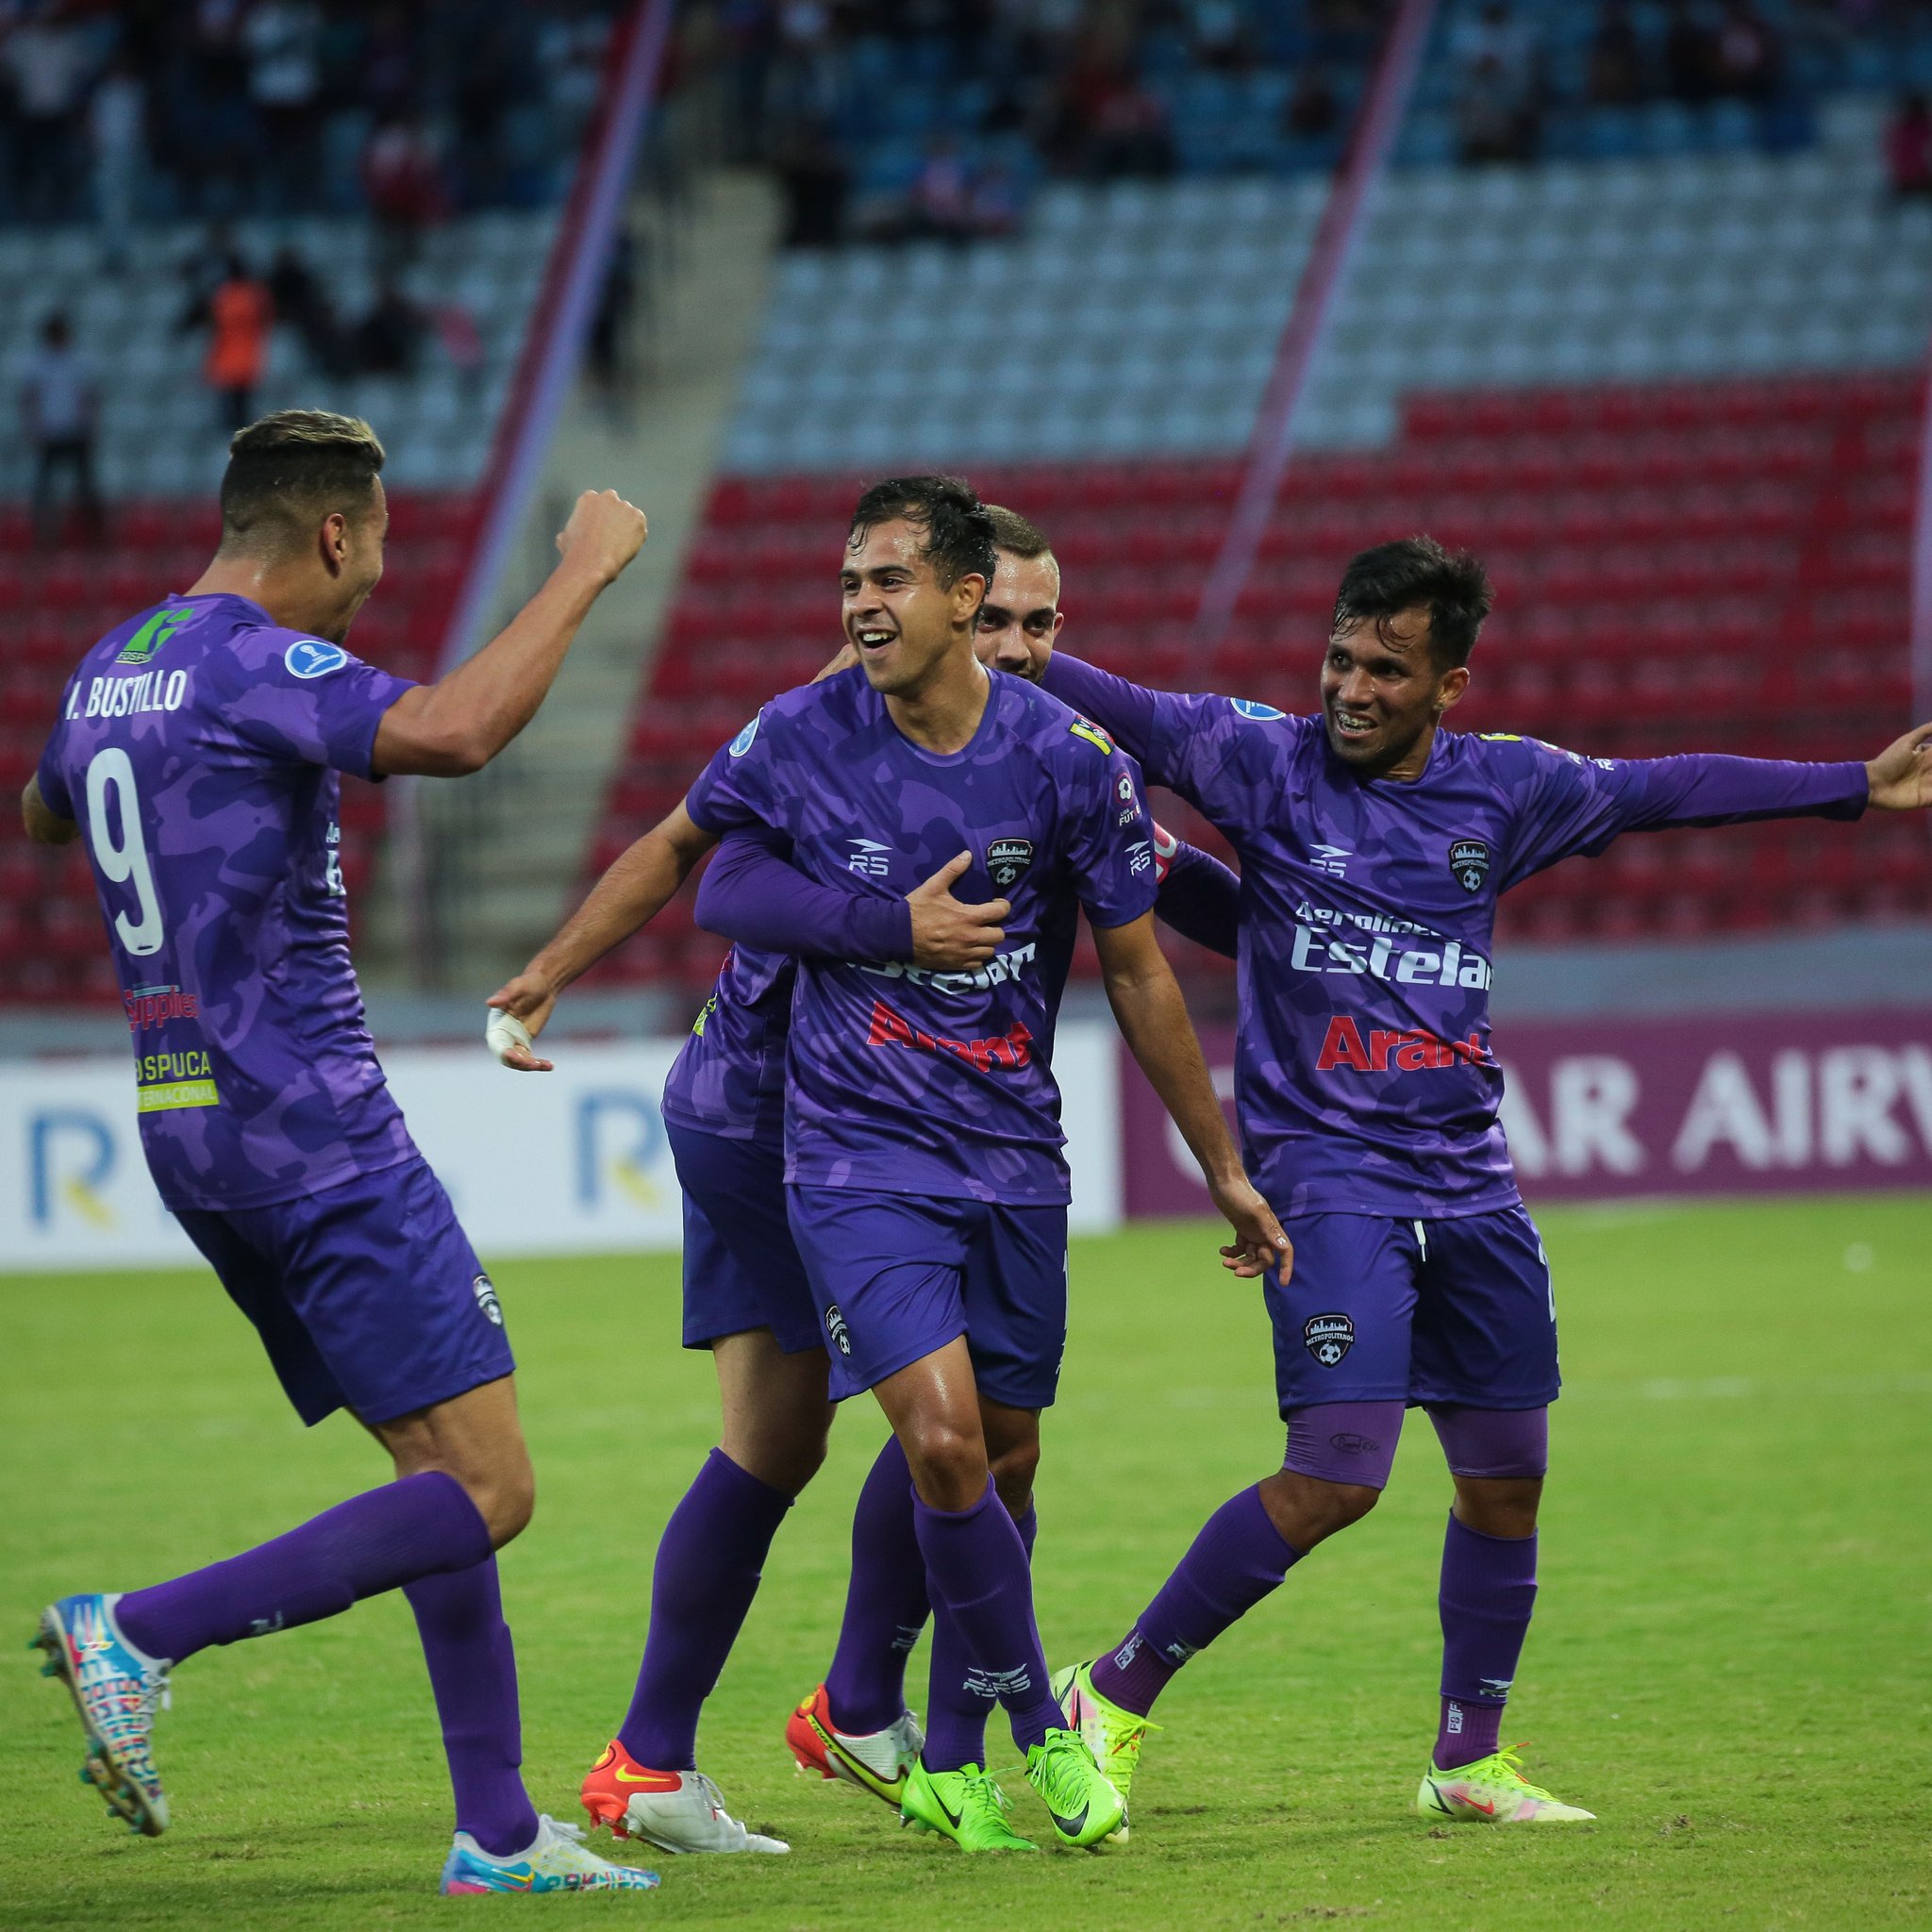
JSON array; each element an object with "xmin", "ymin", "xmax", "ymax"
[
  {"xmin": 685, "ymin": 664, "xmax": 1158, "ymax": 1205},
  {"xmin": 1041, "ymin": 655, "xmax": 1868, "ymax": 1219},
  {"xmin": 36, "ymin": 593, "xmax": 418, "ymax": 1211},
  {"xmin": 659, "ymin": 946, "xmax": 794, "ymax": 1146}
]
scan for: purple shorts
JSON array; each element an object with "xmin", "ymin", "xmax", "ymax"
[
  {"xmin": 1263, "ymin": 1205, "xmax": 1557, "ymax": 1416},
  {"xmin": 786, "ymin": 1186, "xmax": 1068, "ymax": 1408},
  {"xmin": 669, "ymin": 1123, "xmax": 823, "ymax": 1356},
  {"xmin": 175, "ymin": 1152, "xmax": 514, "ymax": 1428}
]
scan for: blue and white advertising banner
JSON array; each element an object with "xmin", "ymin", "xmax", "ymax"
[{"xmin": 0, "ymin": 1026, "xmax": 1122, "ymax": 1274}]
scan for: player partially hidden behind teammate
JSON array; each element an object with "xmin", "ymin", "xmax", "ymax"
[
  {"xmin": 23, "ymin": 411, "xmax": 658, "ymax": 1894},
  {"xmin": 1009, "ymin": 536, "xmax": 1932, "ymax": 1838}
]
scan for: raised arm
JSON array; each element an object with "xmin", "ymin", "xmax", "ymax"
[
  {"xmin": 1091, "ymin": 911, "xmax": 1290, "ymax": 1284},
  {"xmin": 485, "ymin": 799, "xmax": 714, "ymax": 1070},
  {"xmin": 373, "ymin": 490, "xmax": 647, "ymax": 777},
  {"xmin": 694, "ymin": 834, "xmax": 1012, "ymax": 972}
]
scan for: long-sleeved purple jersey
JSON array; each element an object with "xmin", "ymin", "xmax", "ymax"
[
  {"xmin": 1041, "ymin": 654, "xmax": 1868, "ymax": 1218},
  {"xmin": 35, "ymin": 593, "xmax": 417, "ymax": 1211}
]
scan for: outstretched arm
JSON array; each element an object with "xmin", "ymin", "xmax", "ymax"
[
  {"xmin": 374, "ymin": 490, "xmax": 647, "ymax": 777},
  {"xmin": 485, "ymin": 799, "xmax": 714, "ymax": 1069},
  {"xmin": 1154, "ymin": 822, "xmax": 1241, "ymax": 958},
  {"xmin": 1038, "ymin": 653, "xmax": 1162, "ymax": 762},
  {"xmin": 694, "ymin": 835, "xmax": 1011, "ymax": 973},
  {"xmin": 1092, "ymin": 911, "xmax": 1290, "ymax": 1285},
  {"xmin": 1865, "ymin": 721, "xmax": 1932, "ymax": 810}
]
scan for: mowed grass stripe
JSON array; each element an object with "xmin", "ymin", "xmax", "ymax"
[{"xmin": 1, "ymin": 1194, "xmax": 1926, "ymax": 1929}]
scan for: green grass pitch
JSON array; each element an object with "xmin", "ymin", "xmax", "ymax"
[{"xmin": 3, "ymin": 1194, "xmax": 1928, "ymax": 1930}]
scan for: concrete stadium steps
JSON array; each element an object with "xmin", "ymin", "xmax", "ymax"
[{"xmin": 583, "ymin": 368, "xmax": 1924, "ymax": 995}]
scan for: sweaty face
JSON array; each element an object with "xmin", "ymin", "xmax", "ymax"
[
  {"xmin": 974, "ymin": 550, "xmax": 1061, "ymax": 680},
  {"xmin": 841, "ymin": 517, "xmax": 978, "ymax": 696},
  {"xmin": 1320, "ymin": 606, "xmax": 1459, "ymax": 776}
]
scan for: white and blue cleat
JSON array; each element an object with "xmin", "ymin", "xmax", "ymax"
[
  {"xmin": 441, "ymin": 1814, "xmax": 662, "ymax": 1893},
  {"xmin": 31, "ymin": 1591, "xmax": 173, "ymax": 1838}
]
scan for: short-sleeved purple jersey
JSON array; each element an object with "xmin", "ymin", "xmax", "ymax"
[
  {"xmin": 36, "ymin": 593, "xmax": 418, "ymax": 1211},
  {"xmin": 684, "ymin": 664, "xmax": 1158, "ymax": 1204},
  {"xmin": 1043, "ymin": 655, "xmax": 1868, "ymax": 1219}
]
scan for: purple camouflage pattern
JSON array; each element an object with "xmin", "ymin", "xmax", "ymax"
[
  {"xmin": 36, "ymin": 592, "xmax": 417, "ymax": 1211},
  {"xmin": 1041, "ymin": 654, "xmax": 1868, "ymax": 1220},
  {"xmin": 685, "ymin": 664, "xmax": 1158, "ymax": 1205},
  {"xmin": 659, "ymin": 946, "xmax": 792, "ymax": 1146}
]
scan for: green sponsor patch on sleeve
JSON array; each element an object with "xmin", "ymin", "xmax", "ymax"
[{"xmin": 137, "ymin": 1079, "xmax": 221, "ymax": 1113}]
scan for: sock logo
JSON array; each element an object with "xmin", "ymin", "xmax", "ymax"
[
  {"xmin": 1479, "ymin": 1677, "xmax": 1514, "ymax": 1698},
  {"xmin": 824, "ymin": 1304, "xmax": 851, "ymax": 1356},
  {"xmin": 963, "ymin": 1665, "xmax": 1033, "ymax": 1699},
  {"xmin": 473, "ymin": 1274, "xmax": 504, "ymax": 1326},
  {"xmin": 1328, "ymin": 1430, "xmax": 1380, "ymax": 1454},
  {"xmin": 1446, "ymin": 1701, "xmax": 1464, "ymax": 1734},
  {"xmin": 1112, "ymin": 1632, "xmax": 1142, "ymax": 1670},
  {"xmin": 1304, "ymin": 1312, "xmax": 1355, "ymax": 1366},
  {"xmin": 1159, "ymin": 1637, "xmax": 1198, "ymax": 1665}
]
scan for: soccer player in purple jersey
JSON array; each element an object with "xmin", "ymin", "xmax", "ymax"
[
  {"xmin": 482, "ymin": 500, "xmax": 1244, "ymax": 1855},
  {"xmin": 996, "ymin": 534, "xmax": 1932, "ymax": 1836},
  {"xmin": 23, "ymin": 410, "xmax": 661, "ymax": 1894}
]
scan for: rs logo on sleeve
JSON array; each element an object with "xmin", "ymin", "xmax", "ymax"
[{"xmin": 285, "ymin": 640, "xmax": 349, "ymax": 679}]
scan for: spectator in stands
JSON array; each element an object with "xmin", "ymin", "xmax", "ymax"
[
  {"xmin": 1187, "ymin": 0, "xmax": 1253, "ymax": 74},
  {"xmin": 21, "ymin": 313, "xmax": 102, "ymax": 547},
  {"xmin": 1284, "ymin": 65, "xmax": 1341, "ymax": 140},
  {"xmin": 1886, "ymin": 92, "xmax": 1932, "ymax": 204},
  {"xmin": 1453, "ymin": 3, "xmax": 1542, "ymax": 163},
  {"xmin": 773, "ymin": 112, "xmax": 850, "ymax": 246},
  {"xmin": 1587, "ymin": 1, "xmax": 1649, "ymax": 107},
  {"xmin": 1711, "ymin": 0, "xmax": 1779, "ymax": 102},
  {"xmin": 268, "ymin": 244, "xmax": 350, "ymax": 379},
  {"xmin": 352, "ymin": 278, "xmax": 428, "ymax": 377},
  {"xmin": 4, "ymin": 2, "xmax": 92, "ymax": 221},
  {"xmin": 588, "ymin": 224, "xmax": 640, "ymax": 406},
  {"xmin": 909, "ymin": 136, "xmax": 979, "ymax": 242},
  {"xmin": 1664, "ymin": 0, "xmax": 1719, "ymax": 106},
  {"xmin": 969, "ymin": 158, "xmax": 1025, "ymax": 238},
  {"xmin": 87, "ymin": 55, "xmax": 145, "ymax": 271},
  {"xmin": 186, "ymin": 254, "xmax": 273, "ymax": 435},
  {"xmin": 363, "ymin": 117, "xmax": 445, "ymax": 274},
  {"xmin": 243, "ymin": 0, "xmax": 325, "ymax": 212},
  {"xmin": 1079, "ymin": 60, "xmax": 1177, "ymax": 178}
]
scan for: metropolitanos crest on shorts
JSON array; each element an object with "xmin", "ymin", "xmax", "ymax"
[
  {"xmin": 985, "ymin": 838, "xmax": 1035, "ymax": 888},
  {"xmin": 1448, "ymin": 838, "xmax": 1491, "ymax": 893},
  {"xmin": 1304, "ymin": 1312, "xmax": 1355, "ymax": 1366}
]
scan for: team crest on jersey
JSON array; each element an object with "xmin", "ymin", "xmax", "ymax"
[
  {"xmin": 286, "ymin": 639, "xmax": 348, "ymax": 679},
  {"xmin": 473, "ymin": 1274, "xmax": 504, "ymax": 1327},
  {"xmin": 1231, "ymin": 697, "xmax": 1286, "ymax": 721},
  {"xmin": 1304, "ymin": 1312, "xmax": 1354, "ymax": 1367},
  {"xmin": 1448, "ymin": 839, "xmax": 1491, "ymax": 893},
  {"xmin": 985, "ymin": 838, "xmax": 1035, "ymax": 888},
  {"xmin": 824, "ymin": 1304, "xmax": 852, "ymax": 1356},
  {"xmin": 727, "ymin": 714, "xmax": 760, "ymax": 757}
]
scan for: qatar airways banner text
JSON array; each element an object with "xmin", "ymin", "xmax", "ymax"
[{"xmin": 1120, "ymin": 1010, "xmax": 1932, "ymax": 1213}]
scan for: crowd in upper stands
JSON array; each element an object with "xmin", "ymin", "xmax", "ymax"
[{"xmin": 0, "ymin": 0, "xmax": 621, "ymax": 230}]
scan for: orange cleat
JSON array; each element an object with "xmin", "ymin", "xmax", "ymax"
[
  {"xmin": 784, "ymin": 1685, "xmax": 923, "ymax": 1807},
  {"xmin": 580, "ymin": 1739, "xmax": 685, "ymax": 1839}
]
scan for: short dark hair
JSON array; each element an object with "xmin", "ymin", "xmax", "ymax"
[
  {"xmin": 849, "ymin": 475, "xmax": 997, "ymax": 592},
  {"xmin": 1332, "ymin": 536, "xmax": 1492, "ymax": 669},
  {"xmin": 984, "ymin": 503, "xmax": 1053, "ymax": 563},
  {"xmin": 219, "ymin": 409, "xmax": 385, "ymax": 556}
]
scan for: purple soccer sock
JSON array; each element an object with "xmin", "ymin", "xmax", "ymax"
[
  {"xmin": 618, "ymin": 1448, "xmax": 793, "ymax": 1771},
  {"xmin": 1434, "ymin": 1510, "xmax": 1538, "ymax": 1770},
  {"xmin": 912, "ymin": 1478, "xmax": 1062, "ymax": 1754},
  {"xmin": 405, "ymin": 1557, "xmax": 540, "ymax": 1858},
  {"xmin": 114, "ymin": 1471, "xmax": 493, "ymax": 1663},
  {"xmin": 924, "ymin": 1502, "xmax": 1037, "ymax": 1773},
  {"xmin": 823, "ymin": 1436, "xmax": 931, "ymax": 1734},
  {"xmin": 1090, "ymin": 1485, "xmax": 1300, "ymax": 1717}
]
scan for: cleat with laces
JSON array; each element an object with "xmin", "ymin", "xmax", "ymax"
[
  {"xmin": 32, "ymin": 1593, "xmax": 172, "ymax": 1838},
  {"xmin": 786, "ymin": 1684, "xmax": 924, "ymax": 1807},
  {"xmin": 1051, "ymin": 1659, "xmax": 1157, "ymax": 1845},
  {"xmin": 581, "ymin": 1739, "xmax": 787, "ymax": 1853},
  {"xmin": 440, "ymin": 1813, "xmax": 661, "ymax": 1892},
  {"xmin": 1418, "ymin": 1745, "xmax": 1595, "ymax": 1824},
  {"xmin": 900, "ymin": 1759, "xmax": 1037, "ymax": 1851},
  {"xmin": 1024, "ymin": 1726, "xmax": 1125, "ymax": 1849}
]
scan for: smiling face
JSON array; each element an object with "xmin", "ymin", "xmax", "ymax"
[
  {"xmin": 841, "ymin": 515, "xmax": 985, "ymax": 697},
  {"xmin": 974, "ymin": 548, "xmax": 1061, "ymax": 679},
  {"xmin": 1320, "ymin": 604, "xmax": 1469, "ymax": 778}
]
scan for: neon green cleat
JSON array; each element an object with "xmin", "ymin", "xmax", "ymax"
[
  {"xmin": 900, "ymin": 1759, "xmax": 1037, "ymax": 1851},
  {"xmin": 1417, "ymin": 1745, "xmax": 1595, "ymax": 1824},
  {"xmin": 1051, "ymin": 1659, "xmax": 1158, "ymax": 1844},
  {"xmin": 1024, "ymin": 1726, "xmax": 1125, "ymax": 1849}
]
